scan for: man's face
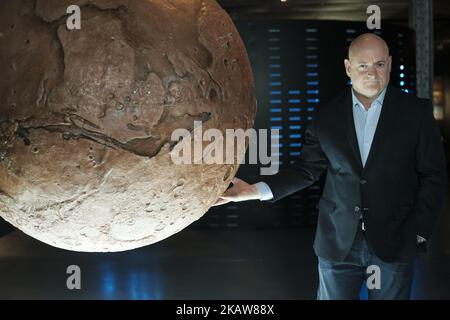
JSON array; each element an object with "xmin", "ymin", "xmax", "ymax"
[{"xmin": 344, "ymin": 44, "xmax": 392, "ymax": 99}]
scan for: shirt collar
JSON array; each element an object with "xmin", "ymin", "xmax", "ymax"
[{"xmin": 351, "ymin": 87, "xmax": 387, "ymax": 111}]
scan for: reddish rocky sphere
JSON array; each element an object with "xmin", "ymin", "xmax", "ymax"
[{"xmin": 0, "ymin": 0, "xmax": 256, "ymax": 251}]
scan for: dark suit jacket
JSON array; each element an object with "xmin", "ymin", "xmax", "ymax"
[{"xmin": 263, "ymin": 86, "xmax": 448, "ymax": 263}]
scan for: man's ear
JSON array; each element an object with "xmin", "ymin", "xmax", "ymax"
[
  {"xmin": 344, "ymin": 59, "xmax": 352, "ymax": 77},
  {"xmin": 388, "ymin": 55, "xmax": 392, "ymax": 73}
]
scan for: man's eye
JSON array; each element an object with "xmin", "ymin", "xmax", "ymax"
[
  {"xmin": 376, "ymin": 63, "xmax": 385, "ymax": 67},
  {"xmin": 359, "ymin": 65, "xmax": 367, "ymax": 69}
]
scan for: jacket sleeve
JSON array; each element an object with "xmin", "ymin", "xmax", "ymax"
[
  {"xmin": 414, "ymin": 101, "xmax": 448, "ymax": 240},
  {"xmin": 261, "ymin": 114, "xmax": 329, "ymax": 202}
]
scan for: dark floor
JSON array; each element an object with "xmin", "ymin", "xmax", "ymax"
[{"xmin": 0, "ymin": 195, "xmax": 449, "ymax": 300}]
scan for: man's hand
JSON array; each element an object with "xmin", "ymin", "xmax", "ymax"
[{"xmin": 213, "ymin": 177, "xmax": 261, "ymax": 206}]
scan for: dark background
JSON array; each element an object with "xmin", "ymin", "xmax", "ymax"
[{"xmin": 1, "ymin": 0, "xmax": 449, "ymax": 300}]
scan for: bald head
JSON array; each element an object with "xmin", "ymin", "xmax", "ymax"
[
  {"xmin": 344, "ymin": 33, "xmax": 392, "ymax": 106},
  {"xmin": 348, "ymin": 33, "xmax": 389, "ymax": 60}
]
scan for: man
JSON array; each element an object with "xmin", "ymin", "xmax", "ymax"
[{"xmin": 214, "ymin": 33, "xmax": 447, "ymax": 299}]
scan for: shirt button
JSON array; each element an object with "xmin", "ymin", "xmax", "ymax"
[
  {"xmin": 354, "ymin": 206, "xmax": 360, "ymax": 212},
  {"xmin": 360, "ymin": 179, "xmax": 367, "ymax": 185}
]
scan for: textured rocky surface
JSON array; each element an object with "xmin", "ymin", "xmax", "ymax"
[{"xmin": 0, "ymin": 0, "xmax": 256, "ymax": 251}]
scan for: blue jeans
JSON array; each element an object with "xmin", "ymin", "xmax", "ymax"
[{"xmin": 317, "ymin": 226, "xmax": 414, "ymax": 300}]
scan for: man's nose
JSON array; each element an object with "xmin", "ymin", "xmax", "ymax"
[{"xmin": 366, "ymin": 65, "xmax": 376, "ymax": 77}]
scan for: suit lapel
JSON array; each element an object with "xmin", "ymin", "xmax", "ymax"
[
  {"xmin": 343, "ymin": 89, "xmax": 363, "ymax": 172},
  {"xmin": 362, "ymin": 86, "xmax": 397, "ymax": 172}
]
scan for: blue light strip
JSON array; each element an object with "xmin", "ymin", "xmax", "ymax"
[{"xmin": 268, "ymin": 28, "xmax": 283, "ymax": 139}]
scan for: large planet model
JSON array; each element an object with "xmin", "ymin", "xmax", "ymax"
[{"xmin": 0, "ymin": 0, "xmax": 256, "ymax": 251}]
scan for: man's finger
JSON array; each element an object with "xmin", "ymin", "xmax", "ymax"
[
  {"xmin": 232, "ymin": 177, "xmax": 243, "ymax": 184},
  {"xmin": 212, "ymin": 197, "xmax": 231, "ymax": 206}
]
